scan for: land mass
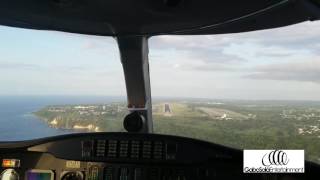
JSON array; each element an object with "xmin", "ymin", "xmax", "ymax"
[{"xmin": 34, "ymin": 100, "xmax": 320, "ymax": 163}]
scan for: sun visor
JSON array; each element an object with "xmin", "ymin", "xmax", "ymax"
[{"xmin": 0, "ymin": 0, "xmax": 318, "ymax": 36}]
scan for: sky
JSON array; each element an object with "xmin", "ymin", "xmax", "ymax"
[{"xmin": 0, "ymin": 21, "xmax": 320, "ymax": 100}]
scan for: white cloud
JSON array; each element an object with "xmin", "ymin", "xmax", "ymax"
[
  {"xmin": 245, "ymin": 58, "xmax": 320, "ymax": 83},
  {"xmin": 1, "ymin": 21, "xmax": 320, "ymax": 99},
  {"xmin": 149, "ymin": 21, "xmax": 320, "ymax": 100}
]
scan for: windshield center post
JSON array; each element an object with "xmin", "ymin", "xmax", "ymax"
[{"xmin": 116, "ymin": 36, "xmax": 153, "ymax": 133}]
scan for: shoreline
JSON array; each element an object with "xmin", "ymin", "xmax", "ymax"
[{"xmin": 33, "ymin": 112, "xmax": 100, "ymax": 132}]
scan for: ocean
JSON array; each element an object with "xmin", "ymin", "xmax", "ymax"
[{"xmin": 0, "ymin": 96, "xmax": 124, "ymax": 141}]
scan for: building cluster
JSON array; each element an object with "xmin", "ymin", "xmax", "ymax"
[
  {"xmin": 298, "ymin": 125, "xmax": 320, "ymax": 136},
  {"xmin": 281, "ymin": 109, "xmax": 320, "ymax": 120},
  {"xmin": 48, "ymin": 104, "xmax": 127, "ymax": 116}
]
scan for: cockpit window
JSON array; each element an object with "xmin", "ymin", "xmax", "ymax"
[
  {"xmin": 149, "ymin": 21, "xmax": 320, "ymax": 164},
  {"xmin": 0, "ymin": 26, "xmax": 126, "ymax": 141}
]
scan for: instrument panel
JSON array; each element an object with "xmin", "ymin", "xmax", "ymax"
[{"xmin": 0, "ymin": 133, "xmax": 318, "ymax": 180}]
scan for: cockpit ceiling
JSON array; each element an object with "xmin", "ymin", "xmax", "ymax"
[{"xmin": 0, "ymin": 0, "xmax": 319, "ymax": 36}]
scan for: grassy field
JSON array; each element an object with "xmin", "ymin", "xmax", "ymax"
[{"xmin": 35, "ymin": 100, "xmax": 320, "ymax": 163}]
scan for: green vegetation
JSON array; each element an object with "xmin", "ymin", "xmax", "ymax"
[
  {"xmin": 34, "ymin": 103, "xmax": 127, "ymax": 132},
  {"xmin": 34, "ymin": 100, "xmax": 320, "ymax": 163}
]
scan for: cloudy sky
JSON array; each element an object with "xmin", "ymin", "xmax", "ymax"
[{"xmin": 0, "ymin": 21, "xmax": 320, "ymax": 100}]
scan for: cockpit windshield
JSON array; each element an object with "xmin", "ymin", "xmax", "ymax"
[{"xmin": 0, "ymin": 21, "xmax": 319, "ymax": 164}]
